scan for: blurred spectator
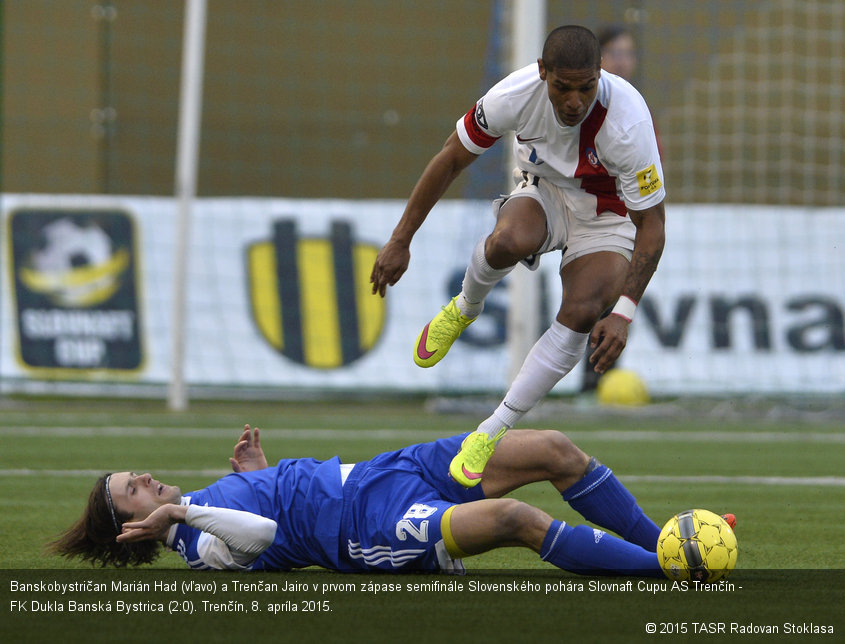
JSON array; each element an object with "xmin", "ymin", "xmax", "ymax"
[
  {"xmin": 598, "ymin": 25, "xmax": 638, "ymax": 81},
  {"xmin": 598, "ymin": 25, "xmax": 662, "ymax": 156}
]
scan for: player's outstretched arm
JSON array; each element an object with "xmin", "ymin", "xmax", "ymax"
[
  {"xmin": 370, "ymin": 131, "xmax": 479, "ymax": 297},
  {"xmin": 230, "ymin": 424, "xmax": 268, "ymax": 473},
  {"xmin": 589, "ymin": 200, "xmax": 665, "ymax": 373}
]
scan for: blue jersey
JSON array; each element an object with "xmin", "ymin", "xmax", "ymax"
[
  {"xmin": 169, "ymin": 434, "xmax": 483, "ymax": 572},
  {"xmin": 171, "ymin": 457, "xmax": 346, "ymax": 570}
]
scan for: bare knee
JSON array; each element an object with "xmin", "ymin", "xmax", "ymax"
[
  {"xmin": 484, "ymin": 204, "xmax": 547, "ymax": 267},
  {"xmin": 494, "ymin": 499, "xmax": 549, "ymax": 546},
  {"xmin": 484, "ymin": 229, "xmax": 541, "ymax": 267},
  {"xmin": 538, "ymin": 431, "xmax": 590, "ymax": 488},
  {"xmin": 556, "ymin": 300, "xmax": 608, "ymax": 331}
]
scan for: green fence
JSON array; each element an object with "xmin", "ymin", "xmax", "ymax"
[{"xmin": 3, "ymin": 0, "xmax": 843, "ymax": 205}]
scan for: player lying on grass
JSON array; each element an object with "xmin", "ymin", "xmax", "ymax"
[{"xmin": 52, "ymin": 426, "xmax": 729, "ymax": 575}]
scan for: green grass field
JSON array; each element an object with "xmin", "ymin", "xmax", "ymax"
[{"xmin": 1, "ymin": 396, "xmax": 843, "ymax": 642}]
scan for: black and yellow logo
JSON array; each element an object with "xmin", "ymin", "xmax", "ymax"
[
  {"xmin": 636, "ymin": 164, "xmax": 663, "ymax": 197},
  {"xmin": 247, "ymin": 220, "xmax": 385, "ymax": 369}
]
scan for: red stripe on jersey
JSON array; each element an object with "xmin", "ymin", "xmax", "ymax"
[
  {"xmin": 463, "ymin": 105, "xmax": 499, "ymax": 149},
  {"xmin": 575, "ymin": 103, "xmax": 627, "ymax": 216}
]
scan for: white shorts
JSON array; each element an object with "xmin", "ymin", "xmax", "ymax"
[{"xmin": 494, "ymin": 170, "xmax": 636, "ymax": 270}]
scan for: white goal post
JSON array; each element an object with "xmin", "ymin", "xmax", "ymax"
[
  {"xmin": 506, "ymin": 0, "xmax": 546, "ymax": 382},
  {"xmin": 168, "ymin": 0, "xmax": 208, "ymax": 411}
]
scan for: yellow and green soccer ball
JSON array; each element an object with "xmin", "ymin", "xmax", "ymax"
[
  {"xmin": 596, "ymin": 369, "xmax": 650, "ymax": 406},
  {"xmin": 657, "ymin": 509, "xmax": 738, "ymax": 582}
]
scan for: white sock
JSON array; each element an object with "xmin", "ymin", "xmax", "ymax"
[
  {"xmin": 476, "ymin": 321, "xmax": 589, "ymax": 436},
  {"xmin": 456, "ymin": 292, "xmax": 483, "ymax": 319},
  {"xmin": 456, "ymin": 238, "xmax": 514, "ymax": 317}
]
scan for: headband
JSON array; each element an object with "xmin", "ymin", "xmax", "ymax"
[{"xmin": 103, "ymin": 474, "xmax": 122, "ymax": 534}]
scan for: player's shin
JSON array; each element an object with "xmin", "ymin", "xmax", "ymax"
[
  {"xmin": 458, "ymin": 238, "xmax": 514, "ymax": 317},
  {"xmin": 540, "ymin": 520, "xmax": 662, "ymax": 577},
  {"xmin": 477, "ymin": 321, "xmax": 588, "ymax": 437},
  {"xmin": 562, "ymin": 459, "xmax": 661, "ymax": 552}
]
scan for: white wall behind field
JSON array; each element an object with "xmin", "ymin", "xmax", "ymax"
[{"xmin": 2, "ymin": 195, "xmax": 843, "ymax": 395}]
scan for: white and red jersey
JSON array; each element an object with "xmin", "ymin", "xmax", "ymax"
[{"xmin": 456, "ymin": 64, "xmax": 665, "ymax": 216}]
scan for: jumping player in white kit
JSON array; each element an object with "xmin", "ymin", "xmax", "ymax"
[{"xmin": 370, "ymin": 25, "xmax": 666, "ymax": 487}]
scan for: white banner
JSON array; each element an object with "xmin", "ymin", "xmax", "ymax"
[
  {"xmin": 627, "ymin": 205, "xmax": 845, "ymax": 393},
  {"xmin": 2, "ymin": 195, "xmax": 843, "ymax": 394}
]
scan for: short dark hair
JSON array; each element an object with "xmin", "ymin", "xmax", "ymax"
[
  {"xmin": 597, "ymin": 24, "xmax": 633, "ymax": 49},
  {"xmin": 542, "ymin": 25, "xmax": 602, "ymax": 72},
  {"xmin": 48, "ymin": 474, "xmax": 162, "ymax": 567}
]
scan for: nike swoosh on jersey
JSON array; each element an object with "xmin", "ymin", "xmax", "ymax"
[
  {"xmin": 516, "ymin": 134, "xmax": 543, "ymax": 143},
  {"xmin": 416, "ymin": 323, "xmax": 437, "ymax": 360}
]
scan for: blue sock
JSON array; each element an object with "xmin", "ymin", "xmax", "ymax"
[
  {"xmin": 562, "ymin": 461, "xmax": 661, "ymax": 552},
  {"xmin": 540, "ymin": 520, "xmax": 663, "ymax": 577}
]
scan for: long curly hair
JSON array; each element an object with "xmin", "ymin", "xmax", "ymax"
[{"xmin": 48, "ymin": 474, "xmax": 162, "ymax": 567}]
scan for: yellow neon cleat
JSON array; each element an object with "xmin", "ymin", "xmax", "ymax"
[
  {"xmin": 449, "ymin": 428, "xmax": 507, "ymax": 487},
  {"xmin": 413, "ymin": 297, "xmax": 476, "ymax": 368}
]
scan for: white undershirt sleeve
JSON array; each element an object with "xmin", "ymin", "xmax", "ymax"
[{"xmin": 185, "ymin": 505, "xmax": 277, "ymax": 565}]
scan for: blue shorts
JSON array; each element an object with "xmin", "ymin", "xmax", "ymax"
[{"xmin": 339, "ymin": 433, "xmax": 485, "ymax": 572}]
